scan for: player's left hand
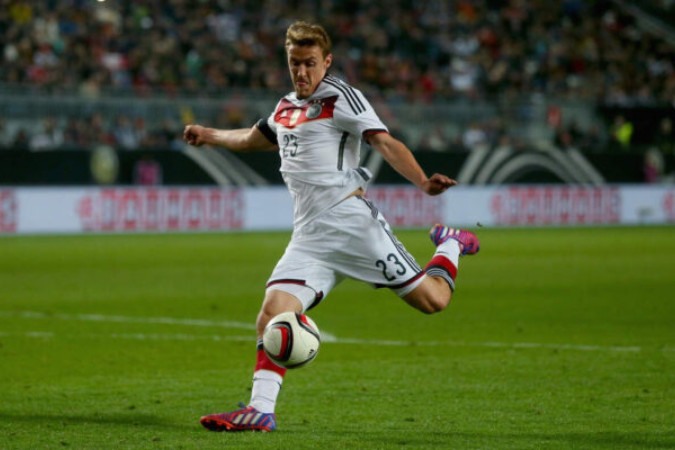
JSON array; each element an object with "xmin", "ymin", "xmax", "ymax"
[{"xmin": 422, "ymin": 173, "xmax": 457, "ymax": 196}]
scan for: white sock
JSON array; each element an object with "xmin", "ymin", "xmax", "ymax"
[
  {"xmin": 249, "ymin": 370, "xmax": 283, "ymax": 414},
  {"xmin": 437, "ymin": 238, "xmax": 461, "ymax": 267}
]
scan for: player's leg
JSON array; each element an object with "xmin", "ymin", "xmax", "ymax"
[
  {"xmin": 256, "ymin": 288, "xmax": 304, "ymax": 336},
  {"xmin": 248, "ymin": 288, "xmax": 304, "ymax": 415},
  {"xmin": 332, "ymin": 196, "xmax": 480, "ymax": 314},
  {"xmin": 402, "ymin": 274, "xmax": 452, "ymax": 314},
  {"xmin": 200, "ymin": 238, "xmax": 337, "ymax": 433},
  {"xmin": 402, "ymin": 224, "xmax": 480, "ymax": 314},
  {"xmin": 199, "ymin": 289, "xmax": 304, "ymax": 432}
]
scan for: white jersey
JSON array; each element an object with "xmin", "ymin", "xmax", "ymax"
[{"xmin": 258, "ymin": 75, "xmax": 388, "ymax": 229}]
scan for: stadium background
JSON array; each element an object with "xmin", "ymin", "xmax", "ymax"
[
  {"xmin": 1, "ymin": 2, "xmax": 674, "ymax": 449},
  {"xmin": 0, "ymin": 0, "xmax": 673, "ymax": 188}
]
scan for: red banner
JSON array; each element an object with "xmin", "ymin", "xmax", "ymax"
[
  {"xmin": 0, "ymin": 190, "xmax": 17, "ymax": 233},
  {"xmin": 491, "ymin": 186, "xmax": 621, "ymax": 225},
  {"xmin": 77, "ymin": 188, "xmax": 244, "ymax": 232},
  {"xmin": 664, "ymin": 191, "xmax": 675, "ymax": 222},
  {"xmin": 366, "ymin": 187, "xmax": 442, "ymax": 227}
]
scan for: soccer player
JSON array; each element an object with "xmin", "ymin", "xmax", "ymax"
[{"xmin": 183, "ymin": 21, "xmax": 480, "ymax": 432}]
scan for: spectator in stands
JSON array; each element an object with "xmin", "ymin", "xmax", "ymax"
[
  {"xmin": 112, "ymin": 115, "xmax": 140, "ymax": 150},
  {"xmin": 655, "ymin": 117, "xmax": 674, "ymax": 155},
  {"xmin": 554, "ymin": 125, "xmax": 575, "ymax": 151},
  {"xmin": 85, "ymin": 113, "xmax": 115, "ymax": 147},
  {"xmin": 644, "ymin": 147, "xmax": 664, "ymax": 183},
  {"xmin": 419, "ymin": 126, "xmax": 450, "ymax": 152},
  {"xmin": 133, "ymin": 154, "xmax": 162, "ymax": 185},
  {"xmin": 0, "ymin": 0, "xmax": 672, "ymax": 104},
  {"xmin": 29, "ymin": 117, "xmax": 63, "ymax": 150},
  {"xmin": 461, "ymin": 121, "xmax": 489, "ymax": 150},
  {"xmin": 610, "ymin": 115, "xmax": 634, "ymax": 150},
  {"xmin": 153, "ymin": 118, "xmax": 184, "ymax": 151},
  {"xmin": 494, "ymin": 133, "xmax": 514, "ymax": 154},
  {"xmin": 10, "ymin": 128, "xmax": 30, "ymax": 151},
  {"xmin": 131, "ymin": 117, "xmax": 149, "ymax": 148},
  {"xmin": 2, "ymin": 0, "xmax": 675, "ymax": 156},
  {"xmin": 554, "ymin": 120, "xmax": 585, "ymax": 151},
  {"xmin": 0, "ymin": 118, "xmax": 10, "ymax": 148},
  {"xmin": 576, "ymin": 123, "xmax": 605, "ymax": 153},
  {"xmin": 62, "ymin": 117, "xmax": 87, "ymax": 149}
]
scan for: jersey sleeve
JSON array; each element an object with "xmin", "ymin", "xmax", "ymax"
[
  {"xmin": 255, "ymin": 101, "xmax": 282, "ymax": 145},
  {"xmin": 331, "ymin": 82, "xmax": 389, "ymax": 138},
  {"xmin": 255, "ymin": 117, "xmax": 277, "ymax": 145}
]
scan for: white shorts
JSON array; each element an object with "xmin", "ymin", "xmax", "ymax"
[{"xmin": 266, "ymin": 195, "xmax": 426, "ymax": 311}]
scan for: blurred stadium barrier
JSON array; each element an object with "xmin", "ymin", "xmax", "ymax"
[{"xmin": 1, "ymin": 185, "xmax": 673, "ymax": 235}]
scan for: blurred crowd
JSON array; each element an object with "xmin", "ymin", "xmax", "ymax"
[
  {"xmin": 0, "ymin": 0, "xmax": 674, "ymax": 162},
  {"xmin": 0, "ymin": 114, "xmax": 185, "ymax": 151},
  {"xmin": 2, "ymin": 0, "xmax": 674, "ymax": 103}
]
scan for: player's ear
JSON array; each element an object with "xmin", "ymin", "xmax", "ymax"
[{"xmin": 325, "ymin": 53, "xmax": 333, "ymax": 69}]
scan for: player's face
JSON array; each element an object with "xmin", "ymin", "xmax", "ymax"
[{"xmin": 287, "ymin": 44, "xmax": 332, "ymax": 99}]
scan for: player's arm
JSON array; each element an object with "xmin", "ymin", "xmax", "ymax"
[
  {"xmin": 183, "ymin": 123, "xmax": 277, "ymax": 152},
  {"xmin": 367, "ymin": 132, "xmax": 456, "ymax": 196}
]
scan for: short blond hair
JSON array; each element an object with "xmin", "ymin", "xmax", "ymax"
[{"xmin": 285, "ymin": 21, "xmax": 332, "ymax": 57}]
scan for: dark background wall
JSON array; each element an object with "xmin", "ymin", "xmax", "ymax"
[{"xmin": 1, "ymin": 146, "xmax": 669, "ymax": 186}]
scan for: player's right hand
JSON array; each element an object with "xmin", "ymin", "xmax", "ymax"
[
  {"xmin": 183, "ymin": 124, "xmax": 205, "ymax": 146},
  {"xmin": 423, "ymin": 173, "xmax": 457, "ymax": 196}
]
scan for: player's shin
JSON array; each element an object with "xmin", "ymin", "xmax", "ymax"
[
  {"xmin": 249, "ymin": 338, "xmax": 287, "ymax": 414},
  {"xmin": 424, "ymin": 240, "xmax": 461, "ymax": 290}
]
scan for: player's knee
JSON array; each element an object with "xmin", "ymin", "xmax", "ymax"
[
  {"xmin": 405, "ymin": 279, "xmax": 452, "ymax": 314},
  {"xmin": 408, "ymin": 291, "xmax": 450, "ymax": 314},
  {"xmin": 420, "ymin": 292, "xmax": 450, "ymax": 314},
  {"xmin": 256, "ymin": 302, "xmax": 277, "ymax": 330},
  {"xmin": 256, "ymin": 290, "xmax": 303, "ymax": 334}
]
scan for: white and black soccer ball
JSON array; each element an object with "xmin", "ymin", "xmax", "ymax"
[{"xmin": 262, "ymin": 312, "xmax": 321, "ymax": 369}]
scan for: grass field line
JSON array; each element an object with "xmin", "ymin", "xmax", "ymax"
[
  {"xmin": 0, "ymin": 309, "xmax": 256, "ymax": 330},
  {"xmin": 0, "ymin": 330, "xmax": 664, "ymax": 353},
  {"xmin": 1, "ymin": 310, "xmax": 666, "ymax": 353}
]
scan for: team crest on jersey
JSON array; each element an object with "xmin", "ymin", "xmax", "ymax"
[
  {"xmin": 275, "ymin": 95, "xmax": 338, "ymax": 129},
  {"xmin": 306, "ymin": 103, "xmax": 322, "ymax": 119}
]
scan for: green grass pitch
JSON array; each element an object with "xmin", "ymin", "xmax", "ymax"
[{"xmin": 1, "ymin": 227, "xmax": 673, "ymax": 449}]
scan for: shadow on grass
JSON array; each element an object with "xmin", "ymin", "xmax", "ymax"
[
  {"xmin": 288, "ymin": 427, "xmax": 675, "ymax": 450},
  {"xmin": 372, "ymin": 430, "xmax": 675, "ymax": 449},
  {"xmin": 0, "ymin": 411, "xmax": 194, "ymax": 430}
]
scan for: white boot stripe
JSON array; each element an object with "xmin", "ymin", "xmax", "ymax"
[
  {"xmin": 251, "ymin": 413, "xmax": 262, "ymax": 424},
  {"xmin": 232, "ymin": 414, "xmax": 243, "ymax": 425}
]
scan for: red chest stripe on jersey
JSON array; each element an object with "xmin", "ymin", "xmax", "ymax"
[{"xmin": 274, "ymin": 95, "xmax": 338, "ymax": 129}]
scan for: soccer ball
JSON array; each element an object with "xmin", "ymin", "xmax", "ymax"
[{"xmin": 262, "ymin": 312, "xmax": 321, "ymax": 369}]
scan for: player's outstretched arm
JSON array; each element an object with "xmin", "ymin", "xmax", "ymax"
[
  {"xmin": 368, "ymin": 132, "xmax": 456, "ymax": 196},
  {"xmin": 183, "ymin": 124, "xmax": 277, "ymax": 152}
]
